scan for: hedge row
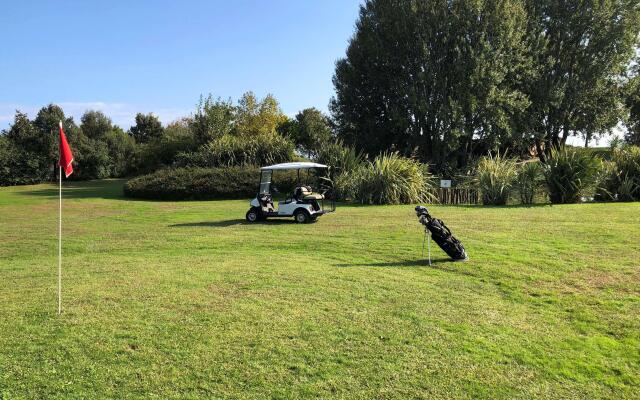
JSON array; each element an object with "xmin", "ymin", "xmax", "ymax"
[
  {"xmin": 123, "ymin": 166, "xmax": 301, "ymax": 200},
  {"xmin": 123, "ymin": 167, "xmax": 261, "ymax": 200}
]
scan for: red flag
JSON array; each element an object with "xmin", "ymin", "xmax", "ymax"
[{"xmin": 58, "ymin": 121, "xmax": 74, "ymax": 178}]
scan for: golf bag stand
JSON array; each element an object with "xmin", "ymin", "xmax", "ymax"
[{"xmin": 415, "ymin": 206, "xmax": 468, "ymax": 261}]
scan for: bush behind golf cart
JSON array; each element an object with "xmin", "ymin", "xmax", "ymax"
[{"xmin": 124, "ymin": 166, "xmax": 298, "ymax": 201}]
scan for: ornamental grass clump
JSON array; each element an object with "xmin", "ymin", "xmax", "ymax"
[
  {"xmin": 315, "ymin": 139, "xmax": 364, "ymax": 177},
  {"xmin": 476, "ymin": 153, "xmax": 517, "ymax": 205},
  {"xmin": 515, "ymin": 161, "xmax": 544, "ymax": 205},
  {"xmin": 596, "ymin": 145, "xmax": 640, "ymax": 201},
  {"xmin": 543, "ymin": 147, "xmax": 600, "ymax": 204},
  {"xmin": 339, "ymin": 152, "xmax": 434, "ymax": 205}
]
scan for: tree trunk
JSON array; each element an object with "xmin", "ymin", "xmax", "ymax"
[
  {"xmin": 535, "ymin": 139, "xmax": 546, "ymax": 163},
  {"xmin": 561, "ymin": 126, "xmax": 570, "ymax": 146},
  {"xmin": 584, "ymin": 131, "xmax": 592, "ymax": 148}
]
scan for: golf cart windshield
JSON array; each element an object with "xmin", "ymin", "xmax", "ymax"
[{"xmin": 259, "ymin": 170, "xmax": 272, "ymax": 194}]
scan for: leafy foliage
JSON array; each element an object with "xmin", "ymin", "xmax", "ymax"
[
  {"xmin": 596, "ymin": 146, "xmax": 640, "ymax": 201},
  {"xmin": 104, "ymin": 128, "xmax": 139, "ymax": 177},
  {"xmin": 624, "ymin": 71, "xmax": 640, "ymax": 146},
  {"xmin": 522, "ymin": 0, "xmax": 639, "ymax": 157},
  {"xmin": 0, "ymin": 112, "xmax": 50, "ymax": 185},
  {"xmin": 190, "ymin": 95, "xmax": 235, "ymax": 144},
  {"xmin": 80, "ymin": 110, "xmax": 113, "ymax": 140},
  {"xmin": 314, "ymin": 139, "xmax": 364, "ymax": 179},
  {"xmin": 175, "ymin": 133, "xmax": 294, "ymax": 168},
  {"xmin": 129, "ymin": 113, "xmax": 164, "ymax": 144},
  {"xmin": 138, "ymin": 118, "xmax": 197, "ymax": 172},
  {"xmin": 33, "ymin": 104, "xmax": 67, "ymax": 175},
  {"xmin": 123, "ymin": 167, "xmax": 262, "ymax": 200},
  {"xmin": 331, "ymin": 0, "xmax": 639, "ymax": 167},
  {"xmin": 476, "ymin": 153, "xmax": 518, "ymax": 205},
  {"xmin": 71, "ymin": 133, "xmax": 112, "ymax": 180},
  {"xmin": 0, "ymin": 94, "xmax": 293, "ymax": 186},
  {"xmin": 278, "ymin": 108, "xmax": 333, "ymax": 157},
  {"xmin": 543, "ymin": 147, "xmax": 600, "ymax": 204},
  {"xmin": 515, "ymin": 161, "xmax": 544, "ymax": 205},
  {"xmin": 233, "ymin": 92, "xmax": 287, "ymax": 137},
  {"xmin": 337, "ymin": 152, "xmax": 434, "ymax": 205},
  {"xmin": 331, "ymin": 0, "xmax": 531, "ymax": 170}
]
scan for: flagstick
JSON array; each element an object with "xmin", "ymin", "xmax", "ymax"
[{"xmin": 58, "ymin": 166, "xmax": 62, "ymax": 315}]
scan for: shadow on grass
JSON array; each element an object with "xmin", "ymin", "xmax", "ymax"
[
  {"xmin": 169, "ymin": 218, "xmax": 302, "ymax": 228},
  {"xmin": 335, "ymin": 258, "xmax": 455, "ymax": 268},
  {"xmin": 442, "ymin": 203, "xmax": 552, "ymax": 209},
  {"xmin": 332, "ymin": 202, "xmax": 552, "ymax": 210},
  {"xmin": 170, "ymin": 219, "xmax": 248, "ymax": 228},
  {"xmin": 336, "ymin": 258, "xmax": 479, "ymax": 278},
  {"xmin": 20, "ymin": 180, "xmax": 127, "ymax": 200}
]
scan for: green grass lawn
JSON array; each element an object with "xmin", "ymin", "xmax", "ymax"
[{"xmin": 1, "ymin": 180, "xmax": 639, "ymax": 399}]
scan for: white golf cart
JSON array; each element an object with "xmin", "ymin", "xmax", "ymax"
[{"xmin": 245, "ymin": 162, "xmax": 335, "ymax": 223}]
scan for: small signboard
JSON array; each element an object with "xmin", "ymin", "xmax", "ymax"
[{"xmin": 440, "ymin": 179, "xmax": 452, "ymax": 188}]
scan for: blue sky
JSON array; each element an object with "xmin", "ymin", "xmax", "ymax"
[{"xmin": 0, "ymin": 1, "xmax": 362, "ymax": 129}]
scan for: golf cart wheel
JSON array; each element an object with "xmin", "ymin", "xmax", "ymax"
[
  {"xmin": 294, "ymin": 209, "xmax": 310, "ymax": 224},
  {"xmin": 246, "ymin": 208, "xmax": 261, "ymax": 223}
]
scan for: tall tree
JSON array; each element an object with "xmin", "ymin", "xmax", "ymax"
[
  {"xmin": 104, "ymin": 127, "xmax": 138, "ymax": 177},
  {"xmin": 129, "ymin": 113, "xmax": 164, "ymax": 144},
  {"xmin": 33, "ymin": 104, "xmax": 71, "ymax": 180},
  {"xmin": 624, "ymin": 66, "xmax": 640, "ymax": 145},
  {"xmin": 3, "ymin": 111, "xmax": 50, "ymax": 183},
  {"xmin": 80, "ymin": 110, "xmax": 113, "ymax": 139},
  {"xmin": 331, "ymin": 0, "xmax": 531, "ymax": 170},
  {"xmin": 279, "ymin": 108, "xmax": 333, "ymax": 157},
  {"xmin": 190, "ymin": 95, "xmax": 235, "ymax": 144},
  {"xmin": 234, "ymin": 92, "xmax": 287, "ymax": 137},
  {"xmin": 522, "ymin": 0, "xmax": 640, "ymax": 160}
]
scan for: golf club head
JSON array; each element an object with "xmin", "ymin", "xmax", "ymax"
[{"xmin": 415, "ymin": 205, "xmax": 429, "ymax": 217}]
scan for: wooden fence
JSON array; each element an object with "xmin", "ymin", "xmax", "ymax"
[{"xmin": 433, "ymin": 187, "xmax": 480, "ymax": 205}]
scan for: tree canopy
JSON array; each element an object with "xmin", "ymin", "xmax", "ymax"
[
  {"xmin": 331, "ymin": 0, "xmax": 640, "ymax": 168},
  {"xmin": 129, "ymin": 113, "xmax": 164, "ymax": 144},
  {"xmin": 279, "ymin": 108, "xmax": 333, "ymax": 157},
  {"xmin": 625, "ymin": 69, "xmax": 640, "ymax": 145},
  {"xmin": 521, "ymin": 0, "xmax": 640, "ymax": 159}
]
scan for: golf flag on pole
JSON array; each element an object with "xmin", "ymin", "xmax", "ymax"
[
  {"xmin": 58, "ymin": 121, "xmax": 74, "ymax": 315},
  {"xmin": 59, "ymin": 121, "xmax": 74, "ymax": 178}
]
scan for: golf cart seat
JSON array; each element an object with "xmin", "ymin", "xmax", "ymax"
[
  {"xmin": 258, "ymin": 193, "xmax": 276, "ymax": 212},
  {"xmin": 296, "ymin": 186, "xmax": 324, "ymax": 200}
]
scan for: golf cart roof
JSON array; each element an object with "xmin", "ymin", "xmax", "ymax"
[{"xmin": 261, "ymin": 162, "xmax": 328, "ymax": 171}]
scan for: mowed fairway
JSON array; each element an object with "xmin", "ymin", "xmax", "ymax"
[{"xmin": 0, "ymin": 180, "xmax": 639, "ymax": 399}]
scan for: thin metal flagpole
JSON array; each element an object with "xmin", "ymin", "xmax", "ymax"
[{"xmin": 58, "ymin": 166, "xmax": 62, "ymax": 315}]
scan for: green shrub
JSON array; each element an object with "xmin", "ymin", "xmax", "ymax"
[
  {"xmin": 476, "ymin": 153, "xmax": 517, "ymax": 205},
  {"xmin": 595, "ymin": 145, "xmax": 640, "ymax": 201},
  {"xmin": 103, "ymin": 129, "xmax": 138, "ymax": 177},
  {"xmin": 0, "ymin": 136, "xmax": 50, "ymax": 186},
  {"xmin": 71, "ymin": 135, "xmax": 112, "ymax": 181},
  {"xmin": 137, "ymin": 120, "xmax": 197, "ymax": 173},
  {"xmin": 124, "ymin": 166, "xmax": 304, "ymax": 201},
  {"xmin": 543, "ymin": 147, "xmax": 600, "ymax": 204},
  {"xmin": 315, "ymin": 140, "xmax": 364, "ymax": 178},
  {"xmin": 124, "ymin": 167, "xmax": 262, "ymax": 200},
  {"xmin": 337, "ymin": 152, "xmax": 433, "ymax": 204},
  {"xmin": 176, "ymin": 133, "xmax": 294, "ymax": 168},
  {"xmin": 515, "ymin": 161, "xmax": 543, "ymax": 205}
]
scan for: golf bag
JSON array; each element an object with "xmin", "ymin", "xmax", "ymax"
[{"xmin": 415, "ymin": 206, "xmax": 467, "ymax": 261}]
